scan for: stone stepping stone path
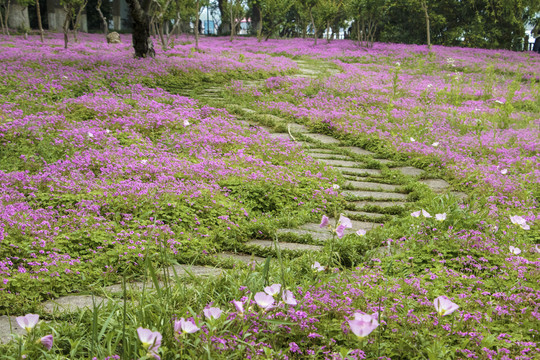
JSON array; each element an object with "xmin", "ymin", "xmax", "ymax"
[
  {"xmin": 216, "ymin": 252, "xmax": 265, "ymax": 265},
  {"xmin": 0, "ymin": 58, "xmax": 468, "ymax": 344},
  {"xmin": 42, "ymin": 295, "xmax": 110, "ymax": 315},
  {"xmin": 346, "ymin": 180, "xmax": 399, "ymax": 192},
  {"xmin": 248, "ymin": 240, "xmax": 323, "ymax": 252},
  {"xmin": 0, "ymin": 316, "xmax": 25, "ymax": 344}
]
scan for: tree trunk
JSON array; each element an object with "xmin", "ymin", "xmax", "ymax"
[
  {"xmin": 195, "ymin": 0, "xmax": 200, "ymax": 47},
  {"xmin": 421, "ymin": 1, "xmax": 431, "ymax": 50},
  {"xmin": 257, "ymin": 7, "xmax": 262, "ymax": 42},
  {"xmin": 3, "ymin": 0, "xmax": 11, "ymax": 35},
  {"xmin": 63, "ymin": 9, "xmax": 70, "ymax": 49},
  {"xmin": 158, "ymin": 21, "xmax": 167, "ymax": 49},
  {"xmin": 229, "ymin": 2, "xmax": 234, "ymax": 41},
  {"xmin": 126, "ymin": 0, "xmax": 155, "ymax": 58},
  {"xmin": 96, "ymin": 0, "xmax": 108, "ymax": 36},
  {"xmin": 309, "ymin": 8, "xmax": 316, "ymax": 45},
  {"xmin": 36, "ymin": 0, "xmax": 44, "ymax": 41},
  {"xmin": 326, "ymin": 21, "xmax": 330, "ymax": 43}
]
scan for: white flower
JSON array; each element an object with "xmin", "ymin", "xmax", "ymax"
[
  {"xmin": 421, "ymin": 209, "xmax": 432, "ymax": 218},
  {"xmin": 356, "ymin": 229, "xmax": 366, "ymax": 236},
  {"xmin": 510, "ymin": 215, "xmax": 529, "ymax": 230},
  {"xmin": 141, "ymin": 160, "xmax": 148, "ymax": 165},
  {"xmin": 432, "ymin": 142, "xmax": 439, "ymax": 147},
  {"xmin": 410, "ymin": 137, "xmax": 416, "ymax": 142},
  {"xmin": 183, "ymin": 119, "xmax": 190, "ymax": 127},
  {"xmin": 509, "ymin": 246, "xmax": 521, "ymax": 255},
  {"xmin": 395, "ymin": 61, "xmax": 401, "ymax": 67},
  {"xmin": 87, "ymin": 132, "xmax": 94, "ymax": 138},
  {"xmin": 500, "ymin": 169, "xmax": 508, "ymax": 175},
  {"xmin": 411, "ymin": 211, "xmax": 421, "ymax": 218},
  {"xmin": 494, "ymin": 100, "xmax": 504, "ymax": 104},
  {"xmin": 332, "ymin": 184, "xmax": 340, "ymax": 190},
  {"xmin": 311, "ymin": 261, "xmax": 325, "ymax": 272},
  {"xmin": 435, "ymin": 213, "xmax": 446, "ymax": 221},
  {"xmin": 105, "ymin": 129, "xmax": 110, "ymax": 134}
]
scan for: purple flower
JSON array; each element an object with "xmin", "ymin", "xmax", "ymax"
[
  {"xmin": 16, "ymin": 314, "xmax": 39, "ymax": 333},
  {"xmin": 264, "ymin": 283, "xmax": 281, "ymax": 297},
  {"xmin": 254, "ymin": 292, "xmax": 275, "ymax": 311},
  {"xmin": 433, "ymin": 296, "xmax": 459, "ymax": 316},
  {"xmin": 348, "ymin": 314, "xmax": 379, "ymax": 338},
  {"xmin": 203, "ymin": 307, "xmax": 223, "ymax": 320},
  {"xmin": 174, "ymin": 318, "xmax": 199, "ymax": 334},
  {"xmin": 40, "ymin": 334, "xmax": 53, "ymax": 350},
  {"xmin": 319, "ymin": 215, "xmax": 330, "ymax": 228}
]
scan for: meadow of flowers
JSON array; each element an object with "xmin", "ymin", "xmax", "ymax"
[{"xmin": 0, "ymin": 34, "xmax": 539, "ymax": 359}]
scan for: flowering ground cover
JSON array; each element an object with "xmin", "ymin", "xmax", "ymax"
[{"xmin": 0, "ymin": 34, "xmax": 539, "ymax": 359}]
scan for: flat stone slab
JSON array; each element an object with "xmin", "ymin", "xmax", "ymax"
[
  {"xmin": 288, "ymin": 123, "xmax": 309, "ymax": 133},
  {"xmin": 269, "ymin": 133, "xmax": 291, "ymax": 140},
  {"xmin": 394, "ymin": 166, "xmax": 425, "ymax": 177},
  {"xmin": 305, "ymin": 148, "xmax": 335, "ymax": 153},
  {"xmin": 42, "ymin": 295, "xmax": 109, "ymax": 315},
  {"xmin": 326, "ymin": 219, "xmax": 381, "ymax": 231},
  {"xmin": 333, "ymin": 167, "xmax": 382, "ymax": 176},
  {"xmin": 167, "ymin": 265, "xmax": 223, "ymax": 278},
  {"xmin": 216, "ymin": 252, "xmax": 266, "ymax": 265},
  {"xmin": 342, "ymin": 146, "xmax": 375, "ymax": 156},
  {"xmin": 343, "ymin": 190, "xmax": 407, "ymax": 200},
  {"xmin": 303, "ymin": 133, "xmax": 340, "ymax": 144},
  {"xmin": 103, "ymin": 281, "xmax": 164, "ymax": 294},
  {"xmin": 344, "ymin": 210, "xmax": 387, "ymax": 220},
  {"xmin": 346, "ymin": 180, "xmax": 399, "ymax": 191},
  {"xmin": 451, "ymin": 191, "xmax": 468, "ymax": 200},
  {"xmin": 353, "ymin": 201, "xmax": 407, "ymax": 208},
  {"xmin": 308, "ymin": 152, "xmax": 352, "ymax": 160},
  {"xmin": 248, "ymin": 240, "xmax": 322, "ymax": 252},
  {"xmin": 318, "ymin": 159, "xmax": 361, "ymax": 167},
  {"xmin": 276, "ymin": 228, "xmax": 330, "ymax": 241},
  {"xmin": 241, "ymin": 108, "xmax": 256, "ymax": 113},
  {"xmin": 420, "ymin": 179, "xmax": 450, "ymax": 192},
  {"xmin": 0, "ymin": 316, "xmax": 24, "ymax": 344}
]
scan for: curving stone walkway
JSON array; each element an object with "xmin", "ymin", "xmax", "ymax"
[{"xmin": 0, "ymin": 57, "xmax": 467, "ymax": 343}]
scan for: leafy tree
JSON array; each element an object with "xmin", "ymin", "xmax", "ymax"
[
  {"xmin": 251, "ymin": 0, "xmax": 292, "ymax": 41},
  {"xmin": 346, "ymin": 0, "xmax": 386, "ymax": 47}
]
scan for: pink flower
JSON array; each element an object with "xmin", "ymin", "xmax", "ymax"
[
  {"xmin": 137, "ymin": 327, "xmax": 162, "ymax": 355},
  {"xmin": 433, "ymin": 296, "xmax": 459, "ymax": 316},
  {"xmin": 411, "ymin": 210, "xmax": 421, "ymax": 218},
  {"xmin": 338, "ymin": 214, "xmax": 352, "ymax": 228},
  {"xmin": 16, "ymin": 314, "xmax": 39, "ymax": 333},
  {"xmin": 311, "ymin": 261, "xmax": 325, "ymax": 272},
  {"xmin": 254, "ymin": 292, "xmax": 275, "ymax": 311},
  {"xmin": 319, "ymin": 215, "xmax": 330, "ymax": 228},
  {"xmin": 421, "ymin": 209, "xmax": 432, "ymax": 218},
  {"xmin": 232, "ymin": 300, "xmax": 244, "ymax": 315},
  {"xmin": 174, "ymin": 318, "xmax": 199, "ymax": 334},
  {"xmin": 335, "ymin": 224, "xmax": 347, "ymax": 238},
  {"xmin": 435, "ymin": 213, "xmax": 446, "ymax": 221},
  {"xmin": 348, "ymin": 314, "xmax": 379, "ymax": 338},
  {"xmin": 264, "ymin": 283, "xmax": 281, "ymax": 297},
  {"xmin": 203, "ymin": 307, "xmax": 223, "ymax": 320},
  {"xmin": 40, "ymin": 334, "xmax": 53, "ymax": 350},
  {"xmin": 282, "ymin": 290, "xmax": 297, "ymax": 306},
  {"xmin": 509, "ymin": 246, "xmax": 521, "ymax": 255},
  {"xmin": 510, "ymin": 215, "xmax": 530, "ymax": 230}
]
